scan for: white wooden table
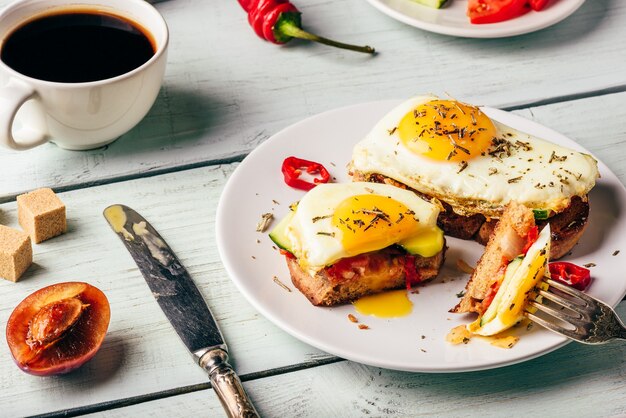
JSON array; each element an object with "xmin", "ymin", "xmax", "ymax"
[{"xmin": 1, "ymin": 0, "xmax": 625, "ymax": 416}]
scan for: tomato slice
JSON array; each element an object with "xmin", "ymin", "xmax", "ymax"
[
  {"xmin": 529, "ymin": 0, "xmax": 550, "ymax": 11},
  {"xmin": 481, "ymin": 280, "xmax": 501, "ymax": 312},
  {"xmin": 522, "ymin": 225, "xmax": 539, "ymax": 255},
  {"xmin": 467, "ymin": 0, "xmax": 531, "ymax": 24}
]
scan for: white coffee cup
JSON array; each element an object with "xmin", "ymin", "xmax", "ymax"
[{"xmin": 0, "ymin": 0, "xmax": 168, "ymax": 151}]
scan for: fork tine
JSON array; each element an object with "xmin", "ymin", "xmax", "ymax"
[
  {"xmin": 537, "ymin": 288, "xmax": 590, "ymax": 314},
  {"xmin": 526, "ymin": 279, "xmax": 626, "ymax": 344},
  {"xmin": 526, "ymin": 299, "xmax": 583, "ymax": 323},
  {"xmin": 545, "ymin": 278, "xmax": 596, "ymax": 304},
  {"xmin": 524, "ymin": 311, "xmax": 584, "ymax": 341}
]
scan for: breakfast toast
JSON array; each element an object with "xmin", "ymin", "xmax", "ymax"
[
  {"xmin": 269, "ymin": 182, "xmax": 447, "ymax": 307},
  {"xmin": 348, "ymin": 96, "xmax": 597, "ymax": 260},
  {"xmin": 450, "ymin": 201, "xmax": 535, "ymax": 315},
  {"xmin": 351, "ymin": 171, "xmax": 588, "ymax": 260},
  {"xmin": 286, "ymin": 246, "xmax": 445, "ymax": 306}
]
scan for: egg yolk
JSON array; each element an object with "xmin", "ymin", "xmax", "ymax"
[
  {"xmin": 331, "ymin": 194, "xmax": 422, "ymax": 256},
  {"xmin": 499, "ymin": 250, "xmax": 548, "ymax": 327},
  {"xmin": 397, "ymin": 99, "xmax": 496, "ymax": 162}
]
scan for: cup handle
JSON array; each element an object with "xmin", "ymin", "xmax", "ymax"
[{"xmin": 0, "ymin": 78, "xmax": 49, "ymax": 150}]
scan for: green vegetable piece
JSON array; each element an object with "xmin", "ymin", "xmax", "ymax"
[
  {"xmin": 411, "ymin": 0, "xmax": 449, "ymax": 9},
  {"xmin": 269, "ymin": 211, "xmax": 295, "ymax": 252},
  {"xmin": 533, "ymin": 209, "xmax": 549, "ymax": 220}
]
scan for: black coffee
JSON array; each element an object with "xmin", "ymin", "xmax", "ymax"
[{"xmin": 1, "ymin": 11, "xmax": 155, "ymax": 83}]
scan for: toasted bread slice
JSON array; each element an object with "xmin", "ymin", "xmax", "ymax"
[
  {"xmin": 451, "ymin": 202, "xmax": 535, "ymax": 314},
  {"xmin": 286, "ymin": 246, "xmax": 445, "ymax": 306},
  {"xmin": 351, "ymin": 170, "xmax": 588, "ymax": 259},
  {"xmin": 475, "ymin": 195, "xmax": 588, "ymax": 259}
]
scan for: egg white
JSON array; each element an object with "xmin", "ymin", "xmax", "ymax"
[
  {"xmin": 285, "ymin": 182, "xmax": 440, "ymax": 273},
  {"xmin": 350, "ymin": 96, "xmax": 599, "ymax": 217}
]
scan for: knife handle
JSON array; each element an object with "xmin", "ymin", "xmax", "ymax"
[{"xmin": 200, "ymin": 349, "xmax": 260, "ymax": 418}]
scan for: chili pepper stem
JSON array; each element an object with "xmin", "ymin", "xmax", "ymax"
[{"xmin": 276, "ymin": 20, "xmax": 375, "ymax": 54}]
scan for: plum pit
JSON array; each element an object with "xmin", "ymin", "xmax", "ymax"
[{"xmin": 27, "ymin": 298, "xmax": 89, "ymax": 348}]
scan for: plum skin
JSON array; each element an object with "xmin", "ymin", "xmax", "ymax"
[{"xmin": 6, "ymin": 282, "xmax": 110, "ymax": 376}]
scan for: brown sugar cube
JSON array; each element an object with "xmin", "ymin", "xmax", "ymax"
[
  {"xmin": 0, "ymin": 225, "xmax": 32, "ymax": 282},
  {"xmin": 17, "ymin": 188, "xmax": 66, "ymax": 243}
]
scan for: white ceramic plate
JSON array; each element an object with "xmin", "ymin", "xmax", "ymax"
[
  {"xmin": 216, "ymin": 100, "xmax": 626, "ymax": 372},
  {"xmin": 365, "ymin": 0, "xmax": 585, "ymax": 38}
]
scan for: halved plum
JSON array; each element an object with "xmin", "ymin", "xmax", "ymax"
[{"xmin": 6, "ymin": 282, "xmax": 110, "ymax": 376}]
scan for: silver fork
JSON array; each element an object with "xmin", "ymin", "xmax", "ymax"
[{"xmin": 525, "ymin": 278, "xmax": 626, "ymax": 344}]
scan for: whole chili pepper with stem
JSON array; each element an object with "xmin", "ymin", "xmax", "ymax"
[{"xmin": 238, "ymin": 0, "xmax": 375, "ymax": 54}]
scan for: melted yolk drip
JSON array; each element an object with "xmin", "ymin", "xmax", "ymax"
[
  {"xmin": 397, "ymin": 99, "xmax": 496, "ymax": 162},
  {"xmin": 353, "ymin": 290, "xmax": 413, "ymax": 318},
  {"xmin": 331, "ymin": 194, "xmax": 422, "ymax": 256}
]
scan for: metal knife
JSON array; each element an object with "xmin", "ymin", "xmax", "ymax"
[{"xmin": 103, "ymin": 204, "xmax": 259, "ymax": 418}]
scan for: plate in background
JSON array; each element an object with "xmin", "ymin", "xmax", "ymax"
[{"xmin": 365, "ymin": 0, "xmax": 586, "ymax": 38}]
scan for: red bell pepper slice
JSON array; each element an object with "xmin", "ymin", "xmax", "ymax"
[
  {"xmin": 281, "ymin": 156, "xmax": 330, "ymax": 191},
  {"xmin": 467, "ymin": 0, "xmax": 530, "ymax": 24},
  {"xmin": 529, "ymin": 0, "xmax": 550, "ymax": 11},
  {"xmin": 548, "ymin": 262, "xmax": 591, "ymax": 290}
]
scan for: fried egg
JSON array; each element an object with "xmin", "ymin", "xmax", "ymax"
[
  {"xmin": 469, "ymin": 224, "xmax": 551, "ymax": 336},
  {"xmin": 350, "ymin": 96, "xmax": 599, "ymax": 218},
  {"xmin": 271, "ymin": 182, "xmax": 443, "ymax": 273}
]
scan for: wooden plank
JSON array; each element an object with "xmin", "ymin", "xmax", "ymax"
[
  {"xmin": 1, "ymin": 0, "xmax": 626, "ymax": 198},
  {"xmin": 91, "ymin": 302, "xmax": 626, "ymax": 418},
  {"xmin": 0, "ymin": 164, "xmax": 331, "ymax": 417},
  {"xmin": 512, "ymin": 93, "xmax": 626, "ymax": 182},
  {"xmin": 0, "ymin": 92, "xmax": 625, "ymax": 415}
]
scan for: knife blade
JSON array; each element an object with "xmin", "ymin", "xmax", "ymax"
[{"xmin": 103, "ymin": 204, "xmax": 259, "ymax": 418}]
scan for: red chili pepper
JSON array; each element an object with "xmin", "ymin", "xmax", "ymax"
[
  {"xmin": 237, "ymin": 0, "xmax": 374, "ymax": 54},
  {"xmin": 548, "ymin": 262, "xmax": 591, "ymax": 290},
  {"xmin": 281, "ymin": 156, "xmax": 330, "ymax": 191},
  {"xmin": 403, "ymin": 255, "xmax": 421, "ymax": 290}
]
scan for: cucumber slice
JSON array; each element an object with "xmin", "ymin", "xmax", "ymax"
[
  {"xmin": 411, "ymin": 0, "xmax": 448, "ymax": 8},
  {"xmin": 268, "ymin": 211, "xmax": 295, "ymax": 252},
  {"xmin": 532, "ymin": 209, "xmax": 549, "ymax": 220},
  {"xmin": 480, "ymin": 256, "xmax": 523, "ymax": 326},
  {"xmin": 475, "ymin": 225, "xmax": 551, "ymax": 335}
]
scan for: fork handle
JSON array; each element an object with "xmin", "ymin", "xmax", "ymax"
[
  {"xmin": 609, "ymin": 315, "xmax": 626, "ymax": 341},
  {"xmin": 617, "ymin": 326, "xmax": 626, "ymax": 341}
]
